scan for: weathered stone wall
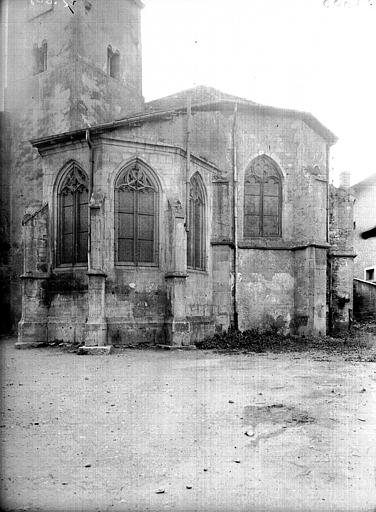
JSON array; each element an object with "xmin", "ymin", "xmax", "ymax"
[
  {"xmin": 17, "ymin": 202, "xmax": 50, "ymax": 346},
  {"xmin": 45, "ymin": 269, "xmax": 89, "ymax": 344},
  {"xmin": 5, "ymin": 0, "xmax": 143, "ymax": 330},
  {"xmin": 112, "ymin": 107, "xmax": 331, "ymax": 335},
  {"xmin": 236, "ymin": 113, "xmax": 328, "ymax": 245},
  {"xmin": 34, "ymin": 134, "xmax": 214, "ymax": 345},
  {"xmin": 0, "ymin": 112, "xmax": 11, "ymax": 333},
  {"xmin": 294, "ymin": 247, "xmax": 327, "ymax": 335},
  {"xmin": 237, "ymin": 250, "xmax": 295, "ymax": 334},
  {"xmin": 329, "ymin": 185, "xmax": 355, "ymax": 333},
  {"xmin": 212, "ymin": 245, "xmax": 233, "ymax": 332}
]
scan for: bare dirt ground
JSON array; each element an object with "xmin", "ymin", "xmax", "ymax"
[{"xmin": 1, "ymin": 335, "xmax": 376, "ymax": 512}]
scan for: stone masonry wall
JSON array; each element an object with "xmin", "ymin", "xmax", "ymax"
[
  {"xmin": 329, "ymin": 185, "xmax": 355, "ymax": 333},
  {"xmin": 0, "ymin": 112, "xmax": 11, "ymax": 333},
  {"xmin": 4, "ymin": 0, "xmax": 143, "ymax": 330},
  {"xmin": 112, "ymin": 107, "xmax": 330, "ymax": 335},
  {"xmin": 37, "ymin": 136, "xmax": 213, "ymax": 345},
  {"xmin": 237, "ymin": 250, "xmax": 295, "ymax": 334}
]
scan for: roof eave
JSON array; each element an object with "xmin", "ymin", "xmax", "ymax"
[
  {"xmin": 31, "ymin": 99, "xmax": 337, "ymax": 149},
  {"xmin": 188, "ymin": 99, "xmax": 337, "ymax": 144},
  {"xmin": 132, "ymin": 0, "xmax": 144, "ymax": 9}
]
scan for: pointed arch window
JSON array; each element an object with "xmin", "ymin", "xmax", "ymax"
[
  {"xmin": 115, "ymin": 161, "xmax": 158, "ymax": 265},
  {"xmin": 244, "ymin": 155, "xmax": 282, "ymax": 237},
  {"xmin": 57, "ymin": 164, "xmax": 88, "ymax": 265},
  {"xmin": 187, "ymin": 174, "xmax": 205, "ymax": 270}
]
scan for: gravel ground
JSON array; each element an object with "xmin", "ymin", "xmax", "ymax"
[{"xmin": 1, "ymin": 336, "xmax": 376, "ymax": 512}]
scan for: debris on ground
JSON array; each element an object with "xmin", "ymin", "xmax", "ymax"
[
  {"xmin": 18, "ymin": 321, "xmax": 376, "ymax": 360},
  {"xmin": 195, "ymin": 322, "xmax": 376, "ymax": 361}
]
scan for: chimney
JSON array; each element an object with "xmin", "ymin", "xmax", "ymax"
[{"xmin": 339, "ymin": 171, "xmax": 350, "ymax": 189}]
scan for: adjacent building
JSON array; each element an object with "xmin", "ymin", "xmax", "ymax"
[{"xmin": 352, "ymin": 173, "xmax": 376, "ymax": 320}]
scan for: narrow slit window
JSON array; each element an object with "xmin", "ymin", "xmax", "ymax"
[
  {"xmin": 33, "ymin": 40, "xmax": 47, "ymax": 75},
  {"xmin": 107, "ymin": 45, "xmax": 120, "ymax": 79}
]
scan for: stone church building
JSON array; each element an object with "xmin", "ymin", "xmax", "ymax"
[{"xmin": 0, "ymin": 0, "xmax": 354, "ymax": 351}]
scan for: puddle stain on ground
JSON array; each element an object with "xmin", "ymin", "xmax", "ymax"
[
  {"xmin": 243, "ymin": 403, "xmax": 315, "ymax": 427},
  {"xmin": 242, "ymin": 404, "xmax": 316, "ymax": 447}
]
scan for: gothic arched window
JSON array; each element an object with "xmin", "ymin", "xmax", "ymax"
[
  {"xmin": 244, "ymin": 155, "xmax": 282, "ymax": 237},
  {"xmin": 115, "ymin": 161, "xmax": 158, "ymax": 265},
  {"xmin": 57, "ymin": 164, "xmax": 89, "ymax": 265},
  {"xmin": 187, "ymin": 174, "xmax": 205, "ymax": 270}
]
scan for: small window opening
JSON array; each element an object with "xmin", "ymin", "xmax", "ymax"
[
  {"xmin": 33, "ymin": 40, "xmax": 47, "ymax": 75},
  {"xmin": 107, "ymin": 45, "xmax": 120, "ymax": 79},
  {"xmin": 365, "ymin": 268, "xmax": 375, "ymax": 281}
]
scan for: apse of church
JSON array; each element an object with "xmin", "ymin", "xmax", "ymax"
[{"xmin": 0, "ymin": 0, "xmax": 354, "ymax": 350}]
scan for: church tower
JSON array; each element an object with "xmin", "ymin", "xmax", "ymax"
[
  {"xmin": 5, "ymin": 0, "xmax": 144, "ymax": 133},
  {"xmin": 1, "ymin": 0, "xmax": 144, "ymax": 330}
]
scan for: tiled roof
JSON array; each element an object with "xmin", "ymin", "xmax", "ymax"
[{"xmin": 145, "ymin": 85, "xmax": 256, "ymax": 111}]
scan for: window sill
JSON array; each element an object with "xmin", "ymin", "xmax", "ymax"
[
  {"xmin": 187, "ymin": 268, "xmax": 208, "ymax": 275},
  {"xmin": 54, "ymin": 265, "xmax": 88, "ymax": 271},
  {"xmin": 115, "ymin": 263, "xmax": 159, "ymax": 269}
]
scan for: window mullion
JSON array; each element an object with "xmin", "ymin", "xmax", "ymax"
[
  {"xmin": 58, "ymin": 194, "xmax": 62, "ymax": 266},
  {"xmin": 73, "ymin": 191, "xmax": 78, "ymax": 265},
  {"xmin": 278, "ymin": 181, "xmax": 282, "ymax": 235},
  {"xmin": 260, "ymin": 180, "xmax": 264, "ymax": 236},
  {"xmin": 134, "ymin": 190, "xmax": 138, "ymax": 265},
  {"xmin": 191, "ymin": 198, "xmax": 195, "ymax": 268},
  {"xmin": 199, "ymin": 202, "xmax": 205, "ymax": 269},
  {"xmin": 192, "ymin": 200, "xmax": 196, "ymax": 268}
]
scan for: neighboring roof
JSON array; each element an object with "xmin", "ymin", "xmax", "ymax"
[
  {"xmin": 351, "ymin": 172, "xmax": 376, "ymax": 190},
  {"xmin": 361, "ymin": 226, "xmax": 376, "ymax": 239},
  {"xmin": 143, "ymin": 85, "xmax": 337, "ymax": 144},
  {"xmin": 132, "ymin": 0, "xmax": 145, "ymax": 8}
]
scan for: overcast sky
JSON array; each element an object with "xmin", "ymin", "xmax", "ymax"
[{"xmin": 141, "ymin": 0, "xmax": 376, "ymax": 185}]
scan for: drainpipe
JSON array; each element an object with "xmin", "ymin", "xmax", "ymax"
[
  {"xmin": 326, "ymin": 142, "xmax": 332, "ymax": 333},
  {"xmin": 232, "ymin": 103, "xmax": 239, "ymax": 330},
  {"xmin": 326, "ymin": 143, "xmax": 330, "ymax": 244},
  {"xmin": 85, "ymin": 129, "xmax": 94, "ymax": 271},
  {"xmin": 185, "ymin": 96, "xmax": 191, "ymax": 234}
]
